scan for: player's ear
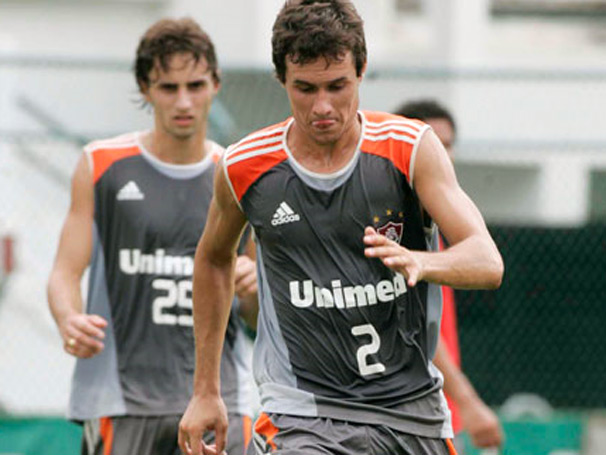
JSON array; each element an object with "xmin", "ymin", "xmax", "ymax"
[
  {"xmin": 279, "ymin": 56, "xmax": 291, "ymax": 88},
  {"xmin": 213, "ymin": 69, "xmax": 222, "ymax": 94},
  {"xmin": 140, "ymin": 83, "xmax": 152, "ymax": 104}
]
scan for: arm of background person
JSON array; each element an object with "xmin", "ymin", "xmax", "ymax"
[
  {"xmin": 365, "ymin": 129, "xmax": 503, "ymax": 290},
  {"xmin": 179, "ymin": 159, "xmax": 249, "ymax": 455},
  {"xmin": 434, "ymin": 337, "xmax": 503, "ymax": 448},
  {"xmin": 47, "ymin": 154, "xmax": 107, "ymax": 358},
  {"xmin": 235, "ymin": 236, "xmax": 258, "ymax": 330}
]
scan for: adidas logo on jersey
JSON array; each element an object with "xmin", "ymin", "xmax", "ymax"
[
  {"xmin": 117, "ymin": 181, "xmax": 145, "ymax": 201},
  {"xmin": 271, "ymin": 202, "xmax": 300, "ymax": 226}
]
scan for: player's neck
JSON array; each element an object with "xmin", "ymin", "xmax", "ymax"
[
  {"xmin": 144, "ymin": 129, "xmax": 208, "ymax": 165},
  {"xmin": 288, "ymin": 116, "xmax": 361, "ymax": 174}
]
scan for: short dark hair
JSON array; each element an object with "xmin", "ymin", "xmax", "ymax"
[
  {"xmin": 393, "ymin": 99, "xmax": 456, "ymax": 133},
  {"xmin": 272, "ymin": 0, "xmax": 367, "ymax": 83},
  {"xmin": 134, "ymin": 17, "xmax": 219, "ymax": 92}
]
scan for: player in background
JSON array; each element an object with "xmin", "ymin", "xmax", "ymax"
[
  {"xmin": 179, "ymin": 1, "xmax": 504, "ymax": 454},
  {"xmin": 47, "ymin": 17, "xmax": 256, "ymax": 455},
  {"xmin": 395, "ymin": 100, "xmax": 503, "ymax": 450}
]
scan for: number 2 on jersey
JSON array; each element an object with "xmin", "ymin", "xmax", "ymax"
[{"xmin": 351, "ymin": 324, "xmax": 386, "ymax": 376}]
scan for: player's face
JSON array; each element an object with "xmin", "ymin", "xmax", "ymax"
[
  {"xmin": 143, "ymin": 53, "xmax": 219, "ymax": 140},
  {"xmin": 425, "ymin": 117, "xmax": 455, "ymax": 160},
  {"xmin": 283, "ymin": 52, "xmax": 364, "ymax": 146}
]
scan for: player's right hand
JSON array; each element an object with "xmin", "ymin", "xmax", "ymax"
[
  {"xmin": 60, "ymin": 313, "xmax": 107, "ymax": 358},
  {"xmin": 179, "ymin": 394, "xmax": 228, "ymax": 455},
  {"xmin": 234, "ymin": 255, "xmax": 257, "ymax": 301},
  {"xmin": 363, "ymin": 226, "xmax": 425, "ymax": 287}
]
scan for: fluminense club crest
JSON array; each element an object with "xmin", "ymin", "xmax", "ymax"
[{"xmin": 377, "ymin": 221, "xmax": 403, "ymax": 244}]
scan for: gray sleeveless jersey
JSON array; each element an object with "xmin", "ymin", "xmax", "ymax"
[
  {"xmin": 224, "ymin": 111, "xmax": 452, "ymax": 439},
  {"xmin": 68, "ymin": 132, "xmax": 252, "ymax": 420}
]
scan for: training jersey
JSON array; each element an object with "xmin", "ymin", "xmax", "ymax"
[
  {"xmin": 438, "ymin": 235, "xmax": 462, "ymax": 433},
  {"xmin": 224, "ymin": 111, "xmax": 452, "ymax": 438},
  {"xmin": 68, "ymin": 132, "xmax": 252, "ymax": 421},
  {"xmin": 424, "ymin": 215, "xmax": 462, "ymax": 433}
]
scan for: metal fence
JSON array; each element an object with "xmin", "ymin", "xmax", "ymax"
[
  {"xmin": 1, "ymin": 57, "xmax": 606, "ymax": 428},
  {"xmin": 459, "ymin": 224, "xmax": 606, "ymax": 408}
]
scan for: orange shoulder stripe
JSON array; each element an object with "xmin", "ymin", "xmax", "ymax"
[
  {"xmin": 361, "ymin": 135, "xmax": 425, "ymax": 184},
  {"xmin": 362, "ymin": 137, "xmax": 412, "ymax": 181},
  {"xmin": 226, "ymin": 148, "xmax": 288, "ymax": 202},
  {"xmin": 233, "ymin": 128, "xmax": 284, "ymax": 150},
  {"xmin": 228, "ymin": 137, "xmax": 283, "ymax": 164},
  {"xmin": 224, "ymin": 121, "xmax": 290, "ymax": 202},
  {"xmin": 361, "ymin": 111, "xmax": 429, "ymax": 183},
  {"xmin": 88, "ymin": 145, "xmax": 141, "ymax": 183},
  {"xmin": 227, "ymin": 124, "xmax": 287, "ymax": 163}
]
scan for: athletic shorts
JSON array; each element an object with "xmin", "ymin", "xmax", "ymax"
[
  {"xmin": 82, "ymin": 413, "xmax": 252, "ymax": 455},
  {"xmin": 252, "ymin": 413, "xmax": 457, "ymax": 455}
]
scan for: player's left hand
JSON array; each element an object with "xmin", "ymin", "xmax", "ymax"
[
  {"xmin": 460, "ymin": 397, "xmax": 503, "ymax": 448},
  {"xmin": 363, "ymin": 226, "xmax": 424, "ymax": 286}
]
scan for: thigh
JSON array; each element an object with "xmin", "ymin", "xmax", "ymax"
[
  {"xmin": 82, "ymin": 415, "xmax": 181, "ymax": 455},
  {"xmin": 251, "ymin": 413, "xmax": 457, "ymax": 455},
  {"xmin": 370, "ymin": 425, "xmax": 457, "ymax": 455},
  {"xmin": 251, "ymin": 413, "xmax": 366, "ymax": 455}
]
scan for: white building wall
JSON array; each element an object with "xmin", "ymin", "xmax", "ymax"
[
  {"xmin": 0, "ymin": 1, "xmax": 163, "ymax": 58},
  {"xmin": 169, "ymin": 0, "xmax": 265, "ymax": 65},
  {"xmin": 3, "ymin": 1, "xmax": 606, "ymax": 67}
]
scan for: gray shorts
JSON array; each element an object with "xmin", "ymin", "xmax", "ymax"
[
  {"xmin": 82, "ymin": 413, "xmax": 252, "ymax": 455},
  {"xmin": 252, "ymin": 413, "xmax": 457, "ymax": 455}
]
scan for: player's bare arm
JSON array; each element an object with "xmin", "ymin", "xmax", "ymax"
[
  {"xmin": 365, "ymin": 129, "xmax": 503, "ymax": 289},
  {"xmin": 179, "ymin": 159, "xmax": 248, "ymax": 455},
  {"xmin": 47, "ymin": 155, "xmax": 107, "ymax": 358},
  {"xmin": 433, "ymin": 338, "xmax": 503, "ymax": 448}
]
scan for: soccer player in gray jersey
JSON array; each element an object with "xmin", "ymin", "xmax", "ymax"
[
  {"xmin": 179, "ymin": 1, "xmax": 504, "ymax": 455},
  {"xmin": 48, "ymin": 18, "xmax": 256, "ymax": 455}
]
